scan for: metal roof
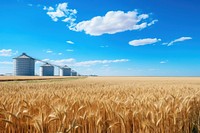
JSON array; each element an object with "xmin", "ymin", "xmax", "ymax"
[
  {"xmin": 62, "ymin": 65, "xmax": 70, "ymax": 68},
  {"xmin": 40, "ymin": 63, "xmax": 53, "ymax": 67},
  {"xmin": 13, "ymin": 53, "xmax": 35, "ymax": 60}
]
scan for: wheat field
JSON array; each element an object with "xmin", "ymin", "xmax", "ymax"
[{"xmin": 0, "ymin": 77, "xmax": 200, "ymax": 133}]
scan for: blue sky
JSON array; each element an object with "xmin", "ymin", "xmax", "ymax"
[{"xmin": 0, "ymin": 0, "xmax": 200, "ymax": 76}]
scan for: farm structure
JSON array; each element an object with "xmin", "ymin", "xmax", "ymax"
[{"xmin": 13, "ymin": 53, "xmax": 79, "ymax": 76}]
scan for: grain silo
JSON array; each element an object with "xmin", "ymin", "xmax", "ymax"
[
  {"xmin": 71, "ymin": 70, "xmax": 77, "ymax": 76},
  {"xmin": 40, "ymin": 63, "xmax": 54, "ymax": 76},
  {"xmin": 13, "ymin": 53, "xmax": 35, "ymax": 76},
  {"xmin": 59, "ymin": 65, "xmax": 71, "ymax": 76}
]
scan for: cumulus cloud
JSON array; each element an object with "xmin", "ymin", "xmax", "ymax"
[
  {"xmin": 66, "ymin": 40, "xmax": 74, "ymax": 44},
  {"xmin": 44, "ymin": 2, "xmax": 77, "ymax": 26},
  {"xmin": 129, "ymin": 38, "xmax": 161, "ymax": 46},
  {"xmin": 71, "ymin": 10, "xmax": 157, "ymax": 36},
  {"xmin": 42, "ymin": 58, "xmax": 129, "ymax": 67},
  {"xmin": 43, "ymin": 3, "xmax": 157, "ymax": 36},
  {"xmin": 167, "ymin": 37, "xmax": 192, "ymax": 46},
  {"xmin": 0, "ymin": 49, "xmax": 13, "ymax": 56},
  {"xmin": 43, "ymin": 6, "xmax": 54, "ymax": 11}
]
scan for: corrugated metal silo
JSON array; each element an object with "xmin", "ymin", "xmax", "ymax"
[
  {"xmin": 59, "ymin": 65, "xmax": 71, "ymax": 76},
  {"xmin": 40, "ymin": 63, "xmax": 54, "ymax": 76},
  {"xmin": 71, "ymin": 70, "xmax": 77, "ymax": 76},
  {"xmin": 13, "ymin": 53, "xmax": 35, "ymax": 76}
]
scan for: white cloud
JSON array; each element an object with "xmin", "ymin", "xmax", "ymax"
[
  {"xmin": 71, "ymin": 10, "xmax": 157, "ymax": 36},
  {"xmin": 0, "ymin": 49, "xmax": 13, "ymax": 56},
  {"xmin": 66, "ymin": 40, "xmax": 74, "ymax": 44},
  {"xmin": 162, "ymin": 42, "xmax": 168, "ymax": 45},
  {"xmin": 74, "ymin": 59, "xmax": 129, "ymax": 67},
  {"xmin": 40, "ymin": 59, "xmax": 51, "ymax": 63},
  {"xmin": 44, "ymin": 2, "xmax": 77, "ymax": 24},
  {"xmin": 43, "ymin": 6, "xmax": 47, "ymax": 10},
  {"xmin": 0, "ymin": 61, "xmax": 13, "ymax": 65},
  {"xmin": 52, "ymin": 58, "xmax": 75, "ymax": 65},
  {"xmin": 147, "ymin": 19, "xmax": 158, "ymax": 26},
  {"xmin": 41, "ymin": 58, "xmax": 129, "ymax": 67},
  {"xmin": 43, "ymin": 4, "xmax": 157, "ymax": 36},
  {"xmin": 46, "ymin": 50, "xmax": 53, "ymax": 53},
  {"xmin": 129, "ymin": 38, "xmax": 161, "ymax": 46},
  {"xmin": 62, "ymin": 18, "xmax": 76, "ymax": 23},
  {"xmin": 58, "ymin": 53, "xmax": 62, "ymax": 55},
  {"xmin": 43, "ymin": 6, "xmax": 54, "ymax": 11},
  {"xmin": 66, "ymin": 49, "xmax": 74, "ymax": 52},
  {"xmin": 167, "ymin": 37, "xmax": 192, "ymax": 46},
  {"xmin": 42, "ymin": 58, "xmax": 75, "ymax": 66},
  {"xmin": 160, "ymin": 60, "xmax": 168, "ymax": 64},
  {"xmin": 12, "ymin": 50, "xmax": 18, "ymax": 55}
]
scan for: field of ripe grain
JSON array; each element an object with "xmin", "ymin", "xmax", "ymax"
[
  {"xmin": 0, "ymin": 77, "xmax": 200, "ymax": 133},
  {"xmin": 0, "ymin": 76, "xmax": 81, "ymax": 82}
]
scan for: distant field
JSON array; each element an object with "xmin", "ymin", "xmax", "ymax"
[
  {"xmin": 0, "ymin": 77, "xmax": 200, "ymax": 133},
  {"xmin": 0, "ymin": 76, "xmax": 82, "ymax": 82}
]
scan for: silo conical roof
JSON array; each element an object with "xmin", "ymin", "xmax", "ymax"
[
  {"xmin": 13, "ymin": 53, "xmax": 35, "ymax": 60},
  {"xmin": 41, "ymin": 63, "xmax": 53, "ymax": 67}
]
